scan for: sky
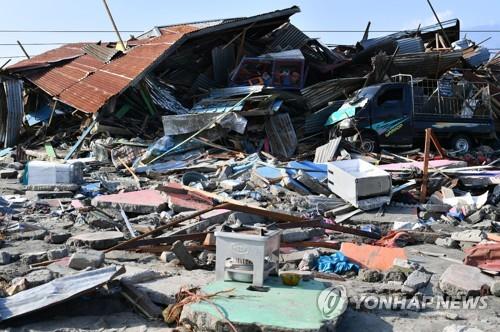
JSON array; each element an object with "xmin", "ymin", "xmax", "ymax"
[{"xmin": 1, "ymin": 0, "xmax": 499, "ymax": 64}]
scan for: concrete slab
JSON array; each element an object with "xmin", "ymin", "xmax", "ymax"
[
  {"xmin": 181, "ymin": 277, "xmax": 346, "ymax": 331},
  {"xmin": 439, "ymin": 264, "xmax": 494, "ymax": 299},
  {"xmin": 348, "ymin": 206, "xmax": 419, "ymax": 225},
  {"xmin": 136, "ymin": 269, "xmax": 214, "ymax": 305},
  {"xmin": 167, "ymin": 193, "xmax": 212, "ymax": 213},
  {"xmin": 91, "ymin": 190, "xmax": 168, "ymax": 213},
  {"xmin": 67, "ymin": 231, "xmax": 124, "ymax": 250}
]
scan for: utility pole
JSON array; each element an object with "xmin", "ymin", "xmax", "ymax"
[
  {"xmin": 426, "ymin": 0, "xmax": 451, "ymax": 46},
  {"xmin": 101, "ymin": 0, "xmax": 126, "ymax": 50},
  {"xmin": 16, "ymin": 40, "xmax": 30, "ymax": 59}
]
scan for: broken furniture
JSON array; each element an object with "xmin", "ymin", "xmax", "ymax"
[
  {"xmin": 327, "ymin": 159, "xmax": 392, "ymax": 210},
  {"xmin": 215, "ymin": 229, "xmax": 282, "ymax": 287}
]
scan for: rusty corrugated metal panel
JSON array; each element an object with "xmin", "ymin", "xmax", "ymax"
[
  {"xmin": 82, "ymin": 43, "xmax": 120, "ymax": 62},
  {"xmin": 57, "ymin": 30, "xmax": 189, "ymax": 113},
  {"xmin": 7, "ymin": 43, "xmax": 87, "ymax": 72},
  {"xmin": 27, "ymin": 55, "xmax": 105, "ymax": 96}
]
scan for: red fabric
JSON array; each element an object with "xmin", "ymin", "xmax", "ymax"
[{"xmin": 374, "ymin": 231, "xmax": 412, "ymax": 248}]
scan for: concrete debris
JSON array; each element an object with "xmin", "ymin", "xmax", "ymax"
[
  {"xmin": 439, "ymin": 264, "xmax": 494, "ymax": 299},
  {"xmin": 171, "ymin": 240, "xmax": 198, "ymax": 271},
  {"xmin": 21, "ymin": 251, "xmax": 48, "ymax": 265},
  {"xmin": 68, "ymin": 249, "xmax": 105, "ymax": 270},
  {"xmin": 401, "ymin": 268, "xmax": 432, "ymax": 294},
  {"xmin": 450, "ymin": 230, "xmax": 486, "ymax": 243},
  {"xmin": 23, "ymin": 269, "xmax": 55, "ymax": 288},
  {"xmin": 357, "ymin": 269, "xmax": 383, "ymax": 282},
  {"xmin": 0, "ymin": 251, "xmax": 12, "ymax": 265},
  {"xmin": 491, "ymin": 281, "xmax": 500, "ymax": 297},
  {"xmin": 0, "ymin": 4, "xmax": 499, "ymax": 331},
  {"xmin": 442, "ymin": 325, "xmax": 485, "ymax": 332},
  {"xmin": 47, "ymin": 247, "xmax": 69, "ymax": 260},
  {"xmin": 435, "ymin": 237, "xmax": 460, "ymax": 249},
  {"xmin": 67, "ymin": 231, "xmax": 124, "ymax": 250}
]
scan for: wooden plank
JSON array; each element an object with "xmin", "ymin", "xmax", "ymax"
[
  {"xmin": 44, "ymin": 143, "xmax": 56, "ymax": 160},
  {"xmin": 420, "ymin": 128, "xmax": 431, "ymax": 202}
]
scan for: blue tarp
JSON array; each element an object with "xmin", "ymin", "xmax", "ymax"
[
  {"xmin": 317, "ymin": 252, "xmax": 359, "ymax": 274},
  {"xmin": 286, "ymin": 161, "xmax": 327, "ymax": 181}
]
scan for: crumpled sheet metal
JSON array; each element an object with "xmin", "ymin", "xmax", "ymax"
[
  {"xmin": 2, "ymin": 79, "xmax": 24, "ymax": 147},
  {"xmin": 162, "ymin": 112, "xmax": 247, "ymax": 136},
  {"xmin": 0, "ymin": 265, "xmax": 123, "ymax": 321}
]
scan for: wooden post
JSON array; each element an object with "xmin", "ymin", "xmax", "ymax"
[
  {"xmin": 420, "ymin": 128, "xmax": 431, "ymax": 202},
  {"xmin": 429, "ymin": 130, "xmax": 445, "ymax": 158},
  {"xmin": 48, "ymin": 100, "xmax": 58, "ymax": 126},
  {"xmin": 426, "ymin": 0, "xmax": 451, "ymax": 46},
  {"xmin": 16, "ymin": 40, "xmax": 30, "ymax": 59},
  {"xmin": 102, "ymin": 0, "xmax": 126, "ymax": 50}
]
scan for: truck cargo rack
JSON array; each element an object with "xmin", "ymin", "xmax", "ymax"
[{"xmin": 392, "ymin": 74, "xmax": 491, "ymax": 119}]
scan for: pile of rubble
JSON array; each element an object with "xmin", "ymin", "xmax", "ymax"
[{"xmin": 0, "ymin": 5, "xmax": 500, "ymax": 332}]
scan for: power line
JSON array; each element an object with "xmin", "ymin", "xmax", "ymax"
[
  {"xmin": 0, "ymin": 42, "xmax": 68, "ymax": 46},
  {"xmin": 0, "ymin": 30, "xmax": 142, "ymax": 33},
  {"xmin": 0, "ymin": 29, "xmax": 499, "ymax": 34},
  {"xmin": 304, "ymin": 30, "xmax": 500, "ymax": 33}
]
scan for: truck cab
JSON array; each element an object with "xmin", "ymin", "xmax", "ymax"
[{"xmin": 326, "ymin": 75, "xmax": 494, "ymax": 152}]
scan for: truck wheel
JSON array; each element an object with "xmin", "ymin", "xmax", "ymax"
[
  {"xmin": 360, "ymin": 133, "xmax": 380, "ymax": 153},
  {"xmin": 451, "ymin": 135, "xmax": 472, "ymax": 153}
]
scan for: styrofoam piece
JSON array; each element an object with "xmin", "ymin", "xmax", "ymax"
[{"xmin": 24, "ymin": 161, "xmax": 83, "ymax": 185}]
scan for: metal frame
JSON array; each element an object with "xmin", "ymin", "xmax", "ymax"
[{"xmin": 391, "ymin": 74, "xmax": 491, "ymax": 119}]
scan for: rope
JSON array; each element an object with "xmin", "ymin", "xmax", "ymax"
[{"xmin": 166, "ymin": 287, "xmax": 237, "ymax": 331}]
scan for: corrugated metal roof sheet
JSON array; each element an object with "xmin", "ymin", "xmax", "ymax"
[
  {"xmin": 301, "ymin": 77, "xmax": 364, "ymax": 110},
  {"xmin": 2, "ymin": 79, "xmax": 24, "ymax": 147},
  {"xmin": 82, "ymin": 43, "xmax": 121, "ymax": 63},
  {"xmin": 27, "ymin": 55, "xmax": 104, "ymax": 96},
  {"xmin": 8, "ymin": 27, "xmax": 196, "ymax": 113},
  {"xmin": 395, "ymin": 37, "xmax": 424, "ymax": 54},
  {"xmin": 7, "ymin": 6, "xmax": 300, "ymax": 114},
  {"xmin": 388, "ymin": 51, "xmax": 463, "ymax": 78},
  {"xmin": 8, "ymin": 43, "xmax": 87, "ymax": 71}
]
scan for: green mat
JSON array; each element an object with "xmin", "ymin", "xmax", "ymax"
[{"xmin": 189, "ymin": 277, "xmax": 346, "ymax": 330}]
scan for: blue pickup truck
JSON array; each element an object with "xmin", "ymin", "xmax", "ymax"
[{"xmin": 326, "ymin": 75, "xmax": 495, "ymax": 153}]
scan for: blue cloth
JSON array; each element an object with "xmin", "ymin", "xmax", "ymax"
[
  {"xmin": 447, "ymin": 207, "xmax": 465, "ymax": 221},
  {"xmin": 317, "ymin": 252, "xmax": 359, "ymax": 274},
  {"xmin": 80, "ymin": 182, "xmax": 101, "ymax": 197}
]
